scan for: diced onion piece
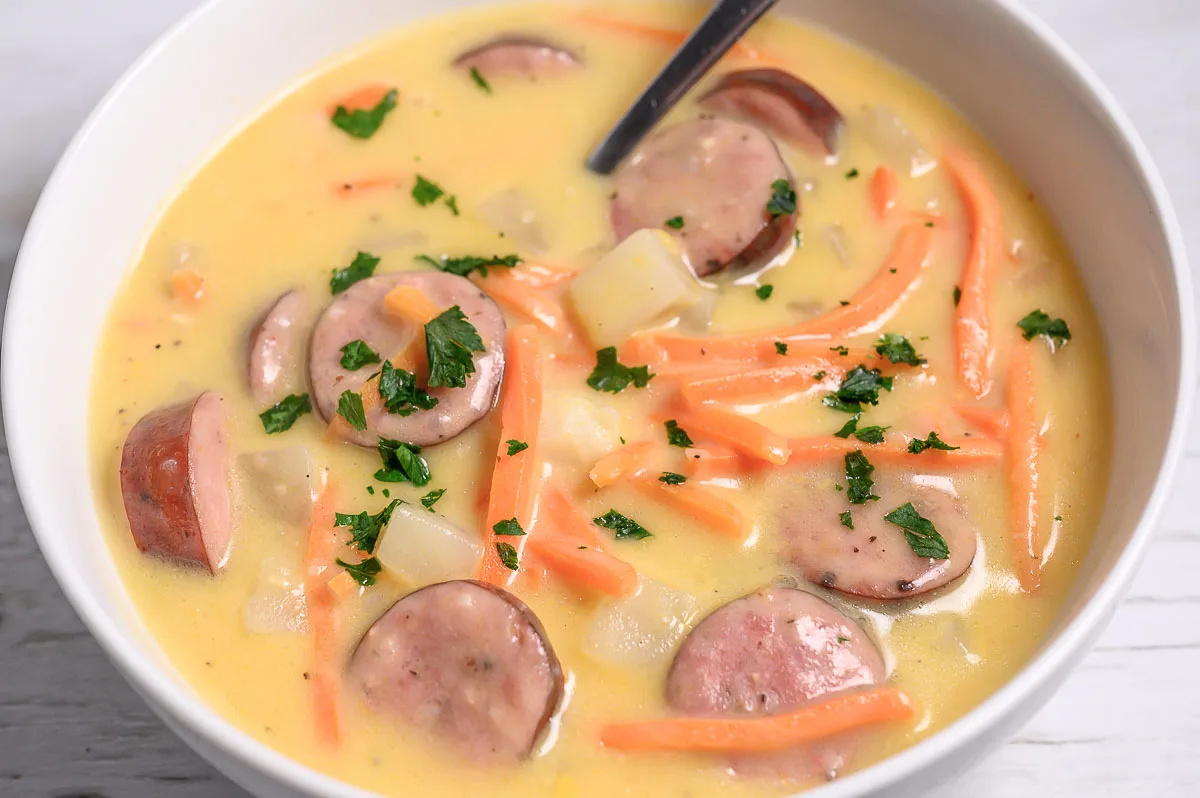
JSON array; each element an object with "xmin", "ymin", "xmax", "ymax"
[
  {"xmin": 584, "ymin": 576, "xmax": 699, "ymax": 667},
  {"xmin": 477, "ymin": 189, "xmax": 549, "ymax": 254},
  {"xmin": 544, "ymin": 390, "xmax": 622, "ymax": 465},
  {"xmin": 858, "ymin": 105, "xmax": 937, "ymax": 177},
  {"xmin": 376, "ymin": 503, "xmax": 483, "ymax": 586},
  {"xmin": 244, "ymin": 556, "xmax": 308, "ymax": 634},
  {"xmin": 569, "ymin": 229, "xmax": 701, "ymax": 347},
  {"xmin": 238, "ymin": 446, "xmax": 314, "ymax": 526}
]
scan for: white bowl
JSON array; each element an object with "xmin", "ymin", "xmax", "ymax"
[{"xmin": 2, "ymin": 0, "xmax": 1192, "ymax": 796}]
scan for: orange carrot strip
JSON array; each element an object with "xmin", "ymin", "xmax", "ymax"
[
  {"xmin": 570, "ymin": 10, "xmax": 762, "ymax": 60},
  {"xmin": 507, "ymin": 261, "xmax": 581, "ymax": 288},
  {"xmin": 598, "ymin": 687, "xmax": 914, "ymax": 752},
  {"xmin": 383, "ymin": 284, "xmax": 442, "ymax": 325},
  {"xmin": 539, "ymin": 485, "xmax": 605, "ymax": 548},
  {"xmin": 945, "ymin": 149, "xmax": 1003, "ymax": 398},
  {"xmin": 871, "ymin": 165, "xmax": 900, "ymax": 220},
  {"xmin": 680, "ymin": 356, "xmax": 868, "ymax": 406},
  {"xmin": 478, "ymin": 325, "xmax": 544, "ymax": 585},
  {"xmin": 304, "ymin": 481, "xmax": 341, "ymax": 748},
  {"xmin": 326, "ymin": 83, "xmax": 393, "ymax": 114},
  {"xmin": 334, "ymin": 175, "xmax": 404, "ymax": 197},
  {"xmin": 952, "ymin": 402, "xmax": 1010, "ymax": 439},
  {"xmin": 589, "ymin": 442, "xmax": 656, "ymax": 488},
  {"xmin": 1007, "ymin": 335, "xmax": 1042, "ymax": 591},
  {"xmin": 672, "ymin": 405, "xmax": 791, "ymax": 466},
  {"xmin": 633, "ymin": 478, "xmax": 748, "ymax": 541},
  {"xmin": 681, "ymin": 444, "xmax": 760, "ymax": 482},
  {"xmin": 527, "ymin": 534, "xmax": 638, "ymax": 598},
  {"xmin": 474, "ymin": 271, "xmax": 576, "ymax": 336},
  {"xmin": 170, "ymin": 269, "xmax": 204, "ymax": 303},
  {"xmin": 622, "ymin": 224, "xmax": 933, "ymax": 367},
  {"xmin": 786, "ymin": 435, "xmax": 1003, "ymax": 465}
]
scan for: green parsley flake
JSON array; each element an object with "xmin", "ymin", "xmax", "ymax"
[
  {"xmin": 775, "ymin": 342, "xmax": 788, "ymax": 356},
  {"xmin": 834, "ymin": 413, "xmax": 861, "ymax": 439},
  {"xmin": 259, "ymin": 393, "xmax": 311, "ymax": 434},
  {"xmin": 874, "ymin": 333, "xmax": 926, "ymax": 366},
  {"xmin": 854, "ymin": 425, "xmax": 889, "ymax": 444},
  {"xmin": 884, "ymin": 502, "xmax": 950, "ymax": 559},
  {"xmin": 340, "ymin": 340, "xmax": 381, "ymax": 370},
  {"xmin": 845, "ymin": 168, "xmax": 860, "ymax": 179},
  {"xmin": 839, "ymin": 511, "xmax": 854, "ymax": 529},
  {"xmin": 953, "ymin": 285, "xmax": 962, "ymax": 306},
  {"xmin": 586, "ymin": 347, "xmax": 655, "ymax": 393},
  {"xmin": 1017, "ymin": 310, "xmax": 1072, "ymax": 349},
  {"xmin": 659, "ymin": 472, "xmax": 687, "ymax": 485},
  {"xmin": 425, "ymin": 306, "xmax": 484, "ymax": 389},
  {"xmin": 664, "ymin": 215, "xmax": 685, "ymax": 230},
  {"xmin": 506, "ymin": 439, "xmax": 529, "ymax": 456},
  {"xmin": 412, "ymin": 175, "xmax": 445, "ymax": 206},
  {"xmin": 493, "ymin": 518, "xmax": 525, "ymax": 536},
  {"xmin": 844, "ymin": 450, "xmax": 880, "ymax": 505},
  {"xmin": 330, "ymin": 251, "xmax": 380, "ymax": 294},
  {"xmin": 594, "ymin": 510, "xmax": 652, "ymax": 540},
  {"xmin": 420, "ymin": 488, "xmax": 446, "ymax": 511},
  {"xmin": 813, "ymin": 370, "xmax": 827, "ymax": 381},
  {"xmin": 415, "ymin": 253, "xmax": 521, "ymax": 278},
  {"xmin": 445, "ymin": 195, "xmax": 460, "ymax": 216},
  {"xmin": 375, "ymin": 438, "xmax": 431, "ymax": 485},
  {"xmin": 378, "ymin": 360, "xmax": 438, "ymax": 416},
  {"xmin": 823, "ymin": 365, "xmax": 894, "ymax": 413},
  {"xmin": 337, "ymin": 390, "xmax": 367, "ymax": 431},
  {"xmin": 495, "ymin": 541, "xmax": 520, "ymax": 570},
  {"xmin": 336, "ymin": 499, "xmax": 401, "ymax": 553},
  {"xmin": 336, "ymin": 556, "xmax": 383, "ymax": 586},
  {"xmin": 330, "ymin": 88, "xmax": 397, "ymax": 139},
  {"xmin": 664, "ymin": 419, "xmax": 694, "ymax": 448},
  {"xmin": 830, "ymin": 345, "xmax": 850, "ymax": 356},
  {"xmin": 469, "ymin": 67, "xmax": 492, "ymax": 94},
  {"xmin": 755, "ymin": 284, "xmax": 774, "ymax": 301},
  {"xmin": 766, "ymin": 179, "xmax": 797, "ymax": 219},
  {"xmin": 907, "ymin": 431, "xmax": 961, "ymax": 454}
]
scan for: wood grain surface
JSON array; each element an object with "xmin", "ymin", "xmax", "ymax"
[{"xmin": 0, "ymin": 0, "xmax": 1196, "ymax": 795}]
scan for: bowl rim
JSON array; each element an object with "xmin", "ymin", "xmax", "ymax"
[{"xmin": 3, "ymin": 0, "xmax": 1194, "ymax": 796}]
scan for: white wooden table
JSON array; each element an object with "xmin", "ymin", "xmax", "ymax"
[{"xmin": 1, "ymin": 1, "xmax": 1197, "ymax": 795}]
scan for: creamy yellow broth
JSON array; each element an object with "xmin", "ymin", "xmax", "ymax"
[{"xmin": 89, "ymin": 2, "xmax": 1111, "ymax": 796}]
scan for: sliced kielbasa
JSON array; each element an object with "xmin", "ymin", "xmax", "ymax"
[
  {"xmin": 699, "ymin": 69, "xmax": 844, "ymax": 155},
  {"xmin": 248, "ymin": 289, "xmax": 308, "ymax": 406},
  {"xmin": 779, "ymin": 478, "xmax": 978, "ymax": 599},
  {"xmin": 667, "ymin": 587, "xmax": 884, "ymax": 780},
  {"xmin": 308, "ymin": 271, "xmax": 506, "ymax": 448},
  {"xmin": 348, "ymin": 580, "xmax": 564, "ymax": 764},
  {"xmin": 119, "ymin": 392, "xmax": 232, "ymax": 573},
  {"xmin": 454, "ymin": 35, "xmax": 580, "ymax": 80},
  {"xmin": 610, "ymin": 118, "xmax": 796, "ymax": 277}
]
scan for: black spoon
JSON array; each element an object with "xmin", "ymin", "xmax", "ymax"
[{"xmin": 585, "ymin": 0, "xmax": 780, "ymax": 175}]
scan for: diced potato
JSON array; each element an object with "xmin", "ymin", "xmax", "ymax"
[
  {"xmin": 584, "ymin": 576, "xmax": 699, "ymax": 667},
  {"xmin": 568, "ymin": 229, "xmax": 700, "ymax": 347},
  {"xmin": 376, "ymin": 503, "xmax": 483, "ymax": 586},
  {"xmin": 544, "ymin": 390, "xmax": 622, "ymax": 465},
  {"xmin": 244, "ymin": 556, "xmax": 308, "ymax": 634},
  {"xmin": 237, "ymin": 446, "xmax": 314, "ymax": 526}
]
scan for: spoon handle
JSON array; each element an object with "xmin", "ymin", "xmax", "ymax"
[{"xmin": 585, "ymin": 0, "xmax": 780, "ymax": 175}]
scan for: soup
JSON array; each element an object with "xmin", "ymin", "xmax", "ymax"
[{"xmin": 89, "ymin": 2, "xmax": 1111, "ymax": 795}]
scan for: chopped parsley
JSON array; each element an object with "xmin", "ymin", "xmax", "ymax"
[
  {"xmin": 506, "ymin": 439, "xmax": 529, "ymax": 456},
  {"xmin": 411, "ymin": 175, "xmax": 445, "ymax": 206},
  {"xmin": 755, "ymin": 284, "xmax": 774, "ymax": 301},
  {"xmin": 843, "ymin": 450, "xmax": 880, "ymax": 505},
  {"xmin": 336, "ymin": 556, "xmax": 383, "ymax": 586},
  {"xmin": 425, "ymin": 306, "xmax": 484, "ymax": 389},
  {"xmin": 330, "ymin": 88, "xmax": 397, "ymax": 139},
  {"xmin": 259, "ymin": 393, "xmax": 311, "ymax": 434},
  {"xmin": 813, "ymin": 370, "xmax": 827, "ymax": 380},
  {"xmin": 664, "ymin": 419, "xmax": 694, "ymax": 448},
  {"xmin": 874, "ymin": 333, "xmax": 926, "ymax": 366},
  {"xmin": 336, "ymin": 499, "xmax": 401, "ymax": 553},
  {"xmin": 469, "ymin": 66, "xmax": 492, "ymax": 93},
  {"xmin": 953, "ymin": 285, "xmax": 962, "ymax": 306},
  {"xmin": 659, "ymin": 472, "xmax": 687, "ymax": 485},
  {"xmin": 445, "ymin": 195, "xmax": 460, "ymax": 216},
  {"xmin": 1017, "ymin": 310, "xmax": 1072, "ymax": 348},
  {"xmin": 586, "ymin": 347, "xmax": 654, "ymax": 393},
  {"xmin": 330, "ymin": 251, "xmax": 380, "ymax": 294},
  {"xmin": 884, "ymin": 502, "xmax": 950, "ymax": 559},
  {"xmin": 839, "ymin": 510, "xmax": 854, "ymax": 529},
  {"xmin": 378, "ymin": 361, "xmax": 438, "ymax": 416},
  {"xmin": 829, "ymin": 345, "xmax": 850, "ymax": 356},
  {"xmin": 420, "ymin": 488, "xmax": 446, "ymax": 511},
  {"xmin": 833, "ymin": 413, "xmax": 887, "ymax": 443},
  {"xmin": 775, "ymin": 342, "xmax": 788, "ymax": 356},
  {"xmin": 823, "ymin": 365, "xmax": 894, "ymax": 413},
  {"xmin": 415, "ymin": 253, "xmax": 521, "ymax": 278},
  {"xmin": 845, "ymin": 168, "xmax": 860, "ymax": 179},
  {"xmin": 664, "ymin": 215, "xmax": 685, "ymax": 229},
  {"xmin": 495, "ymin": 541, "xmax": 520, "ymax": 570},
  {"xmin": 594, "ymin": 510, "xmax": 652, "ymax": 540},
  {"xmin": 834, "ymin": 413, "xmax": 861, "ymax": 439},
  {"xmin": 908, "ymin": 431, "xmax": 961, "ymax": 454},
  {"xmin": 339, "ymin": 340, "xmax": 381, "ymax": 370},
  {"xmin": 493, "ymin": 518, "xmax": 525, "ymax": 536},
  {"xmin": 337, "ymin": 390, "xmax": 368, "ymax": 431},
  {"xmin": 766, "ymin": 178, "xmax": 797, "ymax": 219},
  {"xmin": 375, "ymin": 437, "xmax": 431, "ymax": 485}
]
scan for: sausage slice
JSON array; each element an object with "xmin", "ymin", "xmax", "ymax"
[
  {"xmin": 699, "ymin": 69, "xmax": 844, "ymax": 155},
  {"xmin": 248, "ymin": 290, "xmax": 308, "ymax": 406},
  {"xmin": 348, "ymin": 580, "xmax": 564, "ymax": 763},
  {"xmin": 454, "ymin": 35, "xmax": 580, "ymax": 80},
  {"xmin": 667, "ymin": 587, "xmax": 883, "ymax": 780},
  {"xmin": 611, "ymin": 118, "xmax": 796, "ymax": 277},
  {"xmin": 780, "ymin": 479, "xmax": 978, "ymax": 599},
  {"xmin": 119, "ymin": 392, "xmax": 232, "ymax": 572},
  {"xmin": 308, "ymin": 272, "xmax": 506, "ymax": 448}
]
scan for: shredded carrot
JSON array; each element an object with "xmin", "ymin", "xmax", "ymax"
[
  {"xmin": 570, "ymin": 10, "xmax": 763, "ymax": 60},
  {"xmin": 871, "ymin": 165, "xmax": 900, "ymax": 220},
  {"xmin": 539, "ymin": 485, "xmax": 605, "ymax": 547},
  {"xmin": 528, "ymin": 534, "xmax": 638, "ymax": 598},
  {"xmin": 672, "ymin": 405, "xmax": 791, "ymax": 466},
  {"xmin": 598, "ymin": 687, "xmax": 914, "ymax": 752},
  {"xmin": 383, "ymin": 284, "xmax": 442, "ymax": 325},
  {"xmin": 1007, "ymin": 335, "xmax": 1043, "ymax": 591},
  {"xmin": 952, "ymin": 402, "xmax": 1010, "ymax": 439},
  {"xmin": 170, "ymin": 269, "xmax": 204, "ymax": 303},
  {"xmin": 303, "ymin": 481, "xmax": 342, "ymax": 748},
  {"xmin": 474, "ymin": 270, "xmax": 577, "ymax": 337},
  {"xmin": 681, "ymin": 444, "xmax": 760, "ymax": 482},
  {"xmin": 633, "ymin": 478, "xmax": 748, "ymax": 541},
  {"xmin": 327, "ymin": 570, "xmax": 360, "ymax": 599},
  {"xmin": 945, "ymin": 149, "xmax": 1003, "ymax": 398},
  {"xmin": 786, "ymin": 434, "xmax": 1003, "ymax": 465},
  {"xmin": 326, "ymin": 83, "xmax": 393, "ymax": 115},
  {"xmin": 333, "ymin": 175, "xmax": 404, "ymax": 197},
  {"xmin": 478, "ymin": 325, "xmax": 544, "ymax": 585},
  {"xmin": 506, "ymin": 261, "xmax": 581, "ymax": 289},
  {"xmin": 589, "ymin": 442, "xmax": 657, "ymax": 488},
  {"xmin": 622, "ymin": 224, "xmax": 934, "ymax": 367},
  {"xmin": 679, "ymin": 354, "xmax": 870, "ymax": 406}
]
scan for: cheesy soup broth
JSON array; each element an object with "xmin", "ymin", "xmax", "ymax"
[{"xmin": 90, "ymin": 2, "xmax": 1110, "ymax": 796}]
